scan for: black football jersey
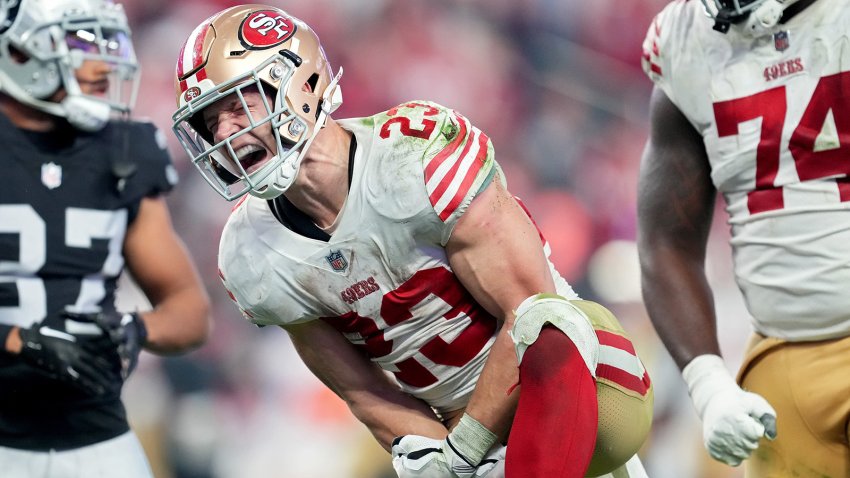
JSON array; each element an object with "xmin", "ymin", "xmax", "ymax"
[{"xmin": 0, "ymin": 111, "xmax": 176, "ymax": 450}]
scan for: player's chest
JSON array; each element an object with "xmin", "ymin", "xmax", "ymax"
[
  {"xmin": 0, "ymin": 158, "xmax": 129, "ymax": 275},
  {"xmin": 260, "ymin": 219, "xmax": 449, "ymax": 321},
  {"xmin": 700, "ymin": 24, "xmax": 850, "ymax": 193}
]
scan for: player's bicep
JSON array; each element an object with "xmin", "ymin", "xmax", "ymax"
[
  {"xmin": 123, "ymin": 196, "xmax": 204, "ymax": 306},
  {"xmin": 445, "ymin": 178, "xmax": 555, "ymax": 325},
  {"xmin": 638, "ymin": 86, "xmax": 716, "ymax": 257}
]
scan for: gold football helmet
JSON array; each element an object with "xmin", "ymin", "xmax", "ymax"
[{"xmin": 172, "ymin": 4, "xmax": 342, "ymax": 200}]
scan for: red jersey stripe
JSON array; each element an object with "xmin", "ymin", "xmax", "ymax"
[
  {"xmin": 438, "ymin": 132, "xmax": 489, "ymax": 221},
  {"xmin": 428, "ymin": 129, "xmax": 477, "ymax": 208},
  {"xmin": 424, "ymin": 114, "xmax": 469, "ymax": 182}
]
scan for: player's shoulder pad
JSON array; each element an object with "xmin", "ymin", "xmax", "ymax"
[
  {"xmin": 217, "ymin": 201, "xmax": 273, "ymax": 326},
  {"xmin": 218, "ymin": 197, "xmax": 314, "ymax": 327},
  {"xmin": 375, "ymin": 100, "xmax": 496, "ymax": 224},
  {"xmin": 641, "ymin": 0, "xmax": 703, "ymax": 84},
  {"xmin": 107, "ymin": 119, "xmax": 179, "ymax": 197}
]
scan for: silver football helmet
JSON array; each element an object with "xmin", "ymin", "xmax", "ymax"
[
  {"xmin": 702, "ymin": 0, "xmax": 801, "ymax": 35},
  {"xmin": 0, "ymin": 0, "xmax": 140, "ymax": 131}
]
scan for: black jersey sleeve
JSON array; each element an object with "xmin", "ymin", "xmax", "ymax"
[{"xmin": 106, "ymin": 120, "xmax": 179, "ymax": 203}]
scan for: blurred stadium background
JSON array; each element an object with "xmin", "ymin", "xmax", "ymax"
[{"xmin": 116, "ymin": 0, "xmax": 754, "ymax": 476}]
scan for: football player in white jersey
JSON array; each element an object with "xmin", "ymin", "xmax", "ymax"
[
  {"xmin": 639, "ymin": 0, "xmax": 850, "ymax": 476},
  {"xmin": 173, "ymin": 5, "xmax": 653, "ymax": 477}
]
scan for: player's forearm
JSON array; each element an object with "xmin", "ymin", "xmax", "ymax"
[
  {"xmin": 460, "ymin": 325, "xmax": 520, "ymax": 442},
  {"xmin": 141, "ymin": 285, "xmax": 211, "ymax": 354},
  {"xmin": 640, "ymin": 245, "xmax": 721, "ymax": 369},
  {"xmin": 346, "ymin": 389, "xmax": 449, "ymax": 451}
]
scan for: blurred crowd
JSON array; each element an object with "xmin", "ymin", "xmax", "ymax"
[{"xmin": 115, "ymin": 0, "xmax": 756, "ymax": 477}]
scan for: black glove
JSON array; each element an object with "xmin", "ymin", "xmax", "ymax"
[
  {"xmin": 18, "ymin": 323, "xmax": 114, "ymax": 395},
  {"xmin": 64, "ymin": 310, "xmax": 147, "ymax": 380}
]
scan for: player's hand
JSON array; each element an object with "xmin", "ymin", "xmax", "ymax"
[
  {"xmin": 391, "ymin": 435, "xmax": 505, "ymax": 478},
  {"xmin": 65, "ymin": 310, "xmax": 147, "ymax": 379},
  {"xmin": 17, "ymin": 323, "xmax": 114, "ymax": 395},
  {"xmin": 683, "ymin": 354, "xmax": 777, "ymax": 466},
  {"xmin": 391, "ymin": 435, "xmax": 451, "ymax": 478}
]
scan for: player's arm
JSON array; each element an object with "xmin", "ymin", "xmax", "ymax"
[
  {"xmin": 638, "ymin": 86, "xmax": 776, "ymax": 466},
  {"xmin": 446, "ymin": 177, "xmax": 602, "ymax": 476},
  {"xmin": 123, "ymin": 196, "xmax": 211, "ymax": 353},
  {"xmin": 445, "ymin": 177, "xmax": 556, "ymax": 438},
  {"xmin": 283, "ymin": 319, "xmax": 448, "ymax": 451},
  {"xmin": 637, "ymin": 85, "xmax": 718, "ymax": 368}
]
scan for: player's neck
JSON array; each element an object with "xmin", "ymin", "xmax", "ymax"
[
  {"xmin": 0, "ymin": 94, "xmax": 59, "ymax": 132},
  {"xmin": 284, "ymin": 121, "xmax": 352, "ymax": 229}
]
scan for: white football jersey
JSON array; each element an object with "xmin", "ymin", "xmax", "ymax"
[
  {"xmin": 642, "ymin": 0, "xmax": 850, "ymax": 340},
  {"xmin": 218, "ymin": 101, "xmax": 578, "ymax": 413}
]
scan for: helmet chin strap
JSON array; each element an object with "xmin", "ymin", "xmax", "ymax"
[
  {"xmin": 0, "ymin": 76, "xmax": 110, "ymax": 132},
  {"xmin": 738, "ymin": 0, "xmax": 799, "ymax": 37},
  {"xmin": 62, "ymin": 95, "xmax": 111, "ymax": 132}
]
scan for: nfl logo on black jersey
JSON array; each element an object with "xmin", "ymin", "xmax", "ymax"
[
  {"xmin": 41, "ymin": 162, "xmax": 62, "ymax": 189},
  {"xmin": 326, "ymin": 250, "xmax": 348, "ymax": 272}
]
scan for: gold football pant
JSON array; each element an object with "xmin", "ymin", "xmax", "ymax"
[{"xmin": 737, "ymin": 333, "xmax": 850, "ymax": 478}]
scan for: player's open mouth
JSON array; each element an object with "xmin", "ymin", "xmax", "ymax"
[{"xmin": 234, "ymin": 144, "xmax": 269, "ymax": 174}]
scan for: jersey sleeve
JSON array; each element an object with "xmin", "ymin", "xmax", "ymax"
[
  {"xmin": 218, "ymin": 265, "xmax": 275, "ymax": 327},
  {"xmin": 402, "ymin": 101, "xmax": 499, "ymax": 245},
  {"xmin": 216, "ymin": 200, "xmax": 310, "ymax": 328},
  {"xmin": 119, "ymin": 120, "xmax": 179, "ymax": 201},
  {"xmin": 641, "ymin": 1, "xmax": 693, "ymax": 108}
]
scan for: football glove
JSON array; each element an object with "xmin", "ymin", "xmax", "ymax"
[
  {"xmin": 683, "ymin": 354, "xmax": 777, "ymax": 466},
  {"xmin": 391, "ymin": 435, "xmax": 505, "ymax": 478},
  {"xmin": 17, "ymin": 323, "xmax": 114, "ymax": 395},
  {"xmin": 64, "ymin": 310, "xmax": 147, "ymax": 380}
]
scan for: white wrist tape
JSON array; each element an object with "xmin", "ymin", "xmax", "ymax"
[
  {"xmin": 446, "ymin": 413, "xmax": 498, "ymax": 466},
  {"xmin": 509, "ymin": 293, "xmax": 599, "ymax": 376},
  {"xmin": 682, "ymin": 354, "xmax": 737, "ymax": 419}
]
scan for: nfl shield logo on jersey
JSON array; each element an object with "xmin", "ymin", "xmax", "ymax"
[
  {"xmin": 326, "ymin": 250, "xmax": 348, "ymax": 272},
  {"xmin": 774, "ymin": 31, "xmax": 790, "ymax": 52},
  {"xmin": 41, "ymin": 162, "xmax": 62, "ymax": 189}
]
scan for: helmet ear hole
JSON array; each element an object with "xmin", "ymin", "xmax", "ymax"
[{"xmin": 305, "ymin": 73, "xmax": 318, "ymax": 93}]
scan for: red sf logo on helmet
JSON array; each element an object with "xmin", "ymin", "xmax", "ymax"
[
  {"xmin": 239, "ymin": 10, "xmax": 296, "ymax": 50},
  {"xmin": 183, "ymin": 86, "xmax": 201, "ymax": 103}
]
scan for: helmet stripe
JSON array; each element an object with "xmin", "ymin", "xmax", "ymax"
[{"xmin": 177, "ymin": 17, "xmax": 213, "ymax": 78}]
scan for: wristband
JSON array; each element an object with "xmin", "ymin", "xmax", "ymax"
[
  {"xmin": 447, "ymin": 413, "xmax": 498, "ymax": 466},
  {"xmin": 682, "ymin": 354, "xmax": 736, "ymax": 418}
]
